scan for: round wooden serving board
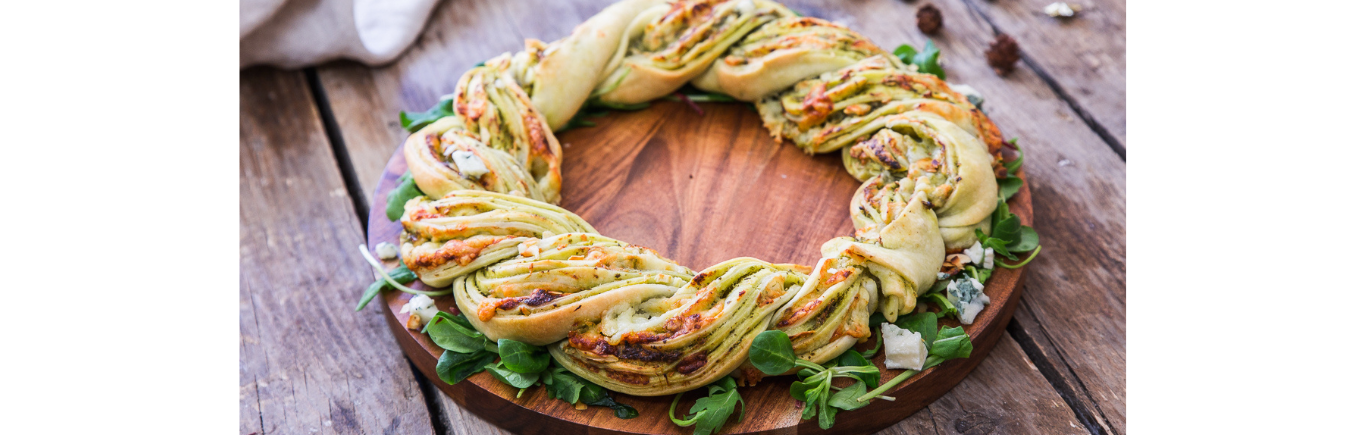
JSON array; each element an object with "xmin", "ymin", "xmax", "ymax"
[{"xmin": 365, "ymin": 101, "xmax": 1032, "ymax": 435}]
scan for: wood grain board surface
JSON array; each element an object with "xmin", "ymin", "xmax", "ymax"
[{"xmin": 240, "ymin": 0, "xmax": 1127, "ymax": 433}]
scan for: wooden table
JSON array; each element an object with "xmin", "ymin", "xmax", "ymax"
[{"xmin": 239, "ymin": 0, "xmax": 1125, "ymax": 433}]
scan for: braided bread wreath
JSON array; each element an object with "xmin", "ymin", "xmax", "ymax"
[{"xmin": 365, "ymin": 0, "xmax": 1033, "ymax": 432}]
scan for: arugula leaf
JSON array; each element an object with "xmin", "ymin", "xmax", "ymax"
[
  {"xmin": 748, "ymin": 330, "xmax": 797, "ymax": 375},
  {"xmin": 894, "ymin": 312, "xmax": 939, "ymax": 346},
  {"xmin": 385, "ymin": 171, "xmax": 425, "ymax": 221},
  {"xmin": 485, "ymin": 361, "xmax": 539, "ymax": 389},
  {"xmin": 836, "ymin": 350, "xmax": 879, "ymax": 389},
  {"xmin": 435, "ymin": 350, "xmax": 497, "ymax": 385},
  {"xmin": 828, "ymin": 383, "xmax": 871, "ymax": 411},
  {"xmin": 1004, "ymin": 144, "xmax": 1025, "ymax": 174},
  {"xmin": 399, "ymin": 96, "xmax": 455, "ymax": 133},
  {"xmin": 426, "ymin": 315, "xmax": 487, "ymax": 353},
  {"xmin": 497, "ymin": 339, "xmax": 550, "ymax": 374},
  {"xmin": 919, "ymin": 292, "xmax": 958, "ymax": 318},
  {"xmin": 355, "ymin": 264, "xmax": 418, "ymax": 311},
  {"xmin": 670, "ymin": 377, "xmax": 745, "ymax": 435}
]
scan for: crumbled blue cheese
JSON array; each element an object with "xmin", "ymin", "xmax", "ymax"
[
  {"xmin": 375, "ymin": 242, "xmax": 399, "ymax": 260},
  {"xmin": 948, "ymin": 83, "xmax": 984, "ymax": 110},
  {"xmin": 963, "ymin": 241, "xmax": 985, "ymax": 265},
  {"xmin": 882, "ymin": 323, "xmax": 928, "ymax": 370},
  {"xmin": 400, "ymin": 294, "xmax": 439, "ymax": 329},
  {"xmin": 983, "ymin": 248, "xmax": 994, "ymax": 269},
  {"xmin": 937, "ymin": 272, "xmax": 951, "ymax": 281},
  {"xmin": 947, "ymin": 277, "xmax": 990, "ymax": 324},
  {"xmin": 1044, "ymin": 2, "xmax": 1076, "ymax": 17},
  {"xmin": 450, "ymin": 150, "xmax": 489, "ymax": 179}
]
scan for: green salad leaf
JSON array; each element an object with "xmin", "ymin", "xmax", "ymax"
[
  {"xmin": 894, "ymin": 40, "xmax": 946, "ymax": 79},
  {"xmin": 355, "ymin": 263, "xmax": 417, "ymax": 311},
  {"xmin": 497, "ymin": 339, "xmax": 550, "ymax": 374},
  {"xmin": 748, "ymin": 330, "xmax": 797, "ymax": 375},
  {"xmin": 399, "ymin": 95, "xmax": 455, "ymax": 133},
  {"xmin": 385, "ymin": 171, "xmax": 424, "ymax": 221},
  {"xmin": 670, "ymin": 377, "xmax": 745, "ymax": 435}
]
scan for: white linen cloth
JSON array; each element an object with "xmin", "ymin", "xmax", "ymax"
[{"xmin": 241, "ymin": 0, "xmax": 442, "ymax": 69}]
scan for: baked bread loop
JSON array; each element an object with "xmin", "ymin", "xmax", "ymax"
[
  {"xmin": 757, "ymin": 56, "xmax": 998, "ymax": 156},
  {"xmin": 692, "ymin": 16, "xmax": 900, "ymax": 101},
  {"xmin": 452, "ymin": 54, "xmax": 564, "ymax": 203},
  {"xmin": 769, "ymin": 255, "xmax": 873, "ymax": 363},
  {"xmin": 510, "ymin": 0, "xmax": 668, "ymax": 131},
  {"xmin": 452, "ymin": 233, "xmax": 696, "ymax": 346},
  {"xmin": 844, "ymin": 114, "xmax": 999, "ymax": 250},
  {"xmin": 549, "ymin": 258, "xmax": 806, "ymax": 396},
  {"xmin": 591, "ymin": 0, "xmax": 794, "ymax": 104},
  {"xmin": 399, "ymin": 190, "xmax": 594, "ymax": 288},
  {"xmin": 403, "ymin": 117, "xmax": 550, "ymax": 201},
  {"xmin": 838, "ymin": 185, "xmax": 946, "ymax": 322}
]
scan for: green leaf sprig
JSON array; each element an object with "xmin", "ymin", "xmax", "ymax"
[
  {"xmin": 385, "ymin": 171, "xmax": 425, "ymax": 221},
  {"xmin": 894, "ymin": 40, "xmax": 946, "ymax": 80},
  {"xmin": 355, "ymin": 244, "xmax": 450, "ymax": 311},
  {"xmin": 973, "ymin": 138, "xmax": 1042, "ymax": 267},
  {"xmin": 399, "ymin": 95, "xmax": 455, "ymax": 133},
  {"xmin": 747, "ymin": 331, "xmax": 890, "ymax": 430},
  {"xmin": 669, "ymin": 377, "xmax": 745, "ymax": 435}
]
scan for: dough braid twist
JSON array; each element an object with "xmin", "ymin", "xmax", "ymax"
[{"xmin": 395, "ymin": 0, "xmax": 1006, "ymax": 395}]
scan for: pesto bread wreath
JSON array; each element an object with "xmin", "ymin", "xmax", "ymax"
[{"xmin": 359, "ymin": 0, "xmax": 1040, "ymax": 430}]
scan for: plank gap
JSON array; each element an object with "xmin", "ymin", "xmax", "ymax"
[
  {"xmin": 304, "ymin": 67, "xmax": 372, "ymax": 225},
  {"xmin": 411, "ymin": 359, "xmax": 456, "ymax": 435},
  {"xmin": 1006, "ymin": 313, "xmax": 1112, "ymax": 435},
  {"xmin": 959, "ymin": 0, "xmax": 1126, "ymax": 161}
]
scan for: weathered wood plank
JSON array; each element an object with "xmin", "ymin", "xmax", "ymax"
[
  {"xmin": 240, "ymin": 67, "xmax": 435, "ymax": 434},
  {"xmin": 963, "ymin": 0, "xmax": 1127, "ymax": 151},
  {"xmin": 316, "ymin": 1, "xmax": 1120, "ymax": 432},
  {"xmin": 782, "ymin": 0, "xmax": 1128, "ymax": 431}
]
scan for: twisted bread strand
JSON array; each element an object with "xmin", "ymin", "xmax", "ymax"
[{"xmin": 392, "ymin": 0, "xmax": 1007, "ymax": 396}]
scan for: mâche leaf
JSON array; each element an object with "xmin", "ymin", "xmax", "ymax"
[
  {"xmin": 749, "ymin": 330, "xmax": 797, "ymax": 375},
  {"xmin": 399, "ymin": 95, "xmax": 455, "ymax": 133},
  {"xmin": 385, "ymin": 171, "xmax": 424, "ymax": 221},
  {"xmin": 895, "ymin": 41, "xmax": 946, "ymax": 79},
  {"xmin": 837, "ymin": 350, "xmax": 879, "ymax": 389},
  {"xmin": 928, "ymin": 326, "xmax": 972, "ymax": 362},
  {"xmin": 828, "ymin": 383, "xmax": 871, "ymax": 411}
]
